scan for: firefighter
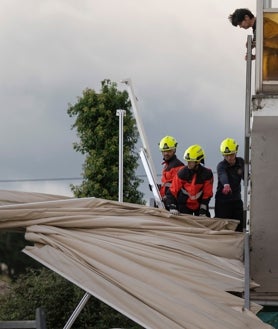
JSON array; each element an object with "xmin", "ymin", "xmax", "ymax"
[
  {"xmin": 165, "ymin": 144, "xmax": 213, "ymax": 217},
  {"xmin": 215, "ymin": 138, "xmax": 244, "ymax": 232},
  {"xmin": 158, "ymin": 136, "xmax": 184, "ymax": 208}
]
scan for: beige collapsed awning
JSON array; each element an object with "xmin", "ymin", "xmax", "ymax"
[{"xmin": 0, "ymin": 190, "xmax": 273, "ymax": 329}]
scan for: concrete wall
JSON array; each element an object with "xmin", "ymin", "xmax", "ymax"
[{"xmin": 250, "ymin": 96, "xmax": 278, "ymax": 301}]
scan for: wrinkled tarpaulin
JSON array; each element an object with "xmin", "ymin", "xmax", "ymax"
[{"xmin": 0, "ymin": 190, "xmax": 273, "ymax": 329}]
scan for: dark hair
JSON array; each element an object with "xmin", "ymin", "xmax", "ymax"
[{"xmin": 228, "ymin": 8, "xmax": 254, "ymax": 26}]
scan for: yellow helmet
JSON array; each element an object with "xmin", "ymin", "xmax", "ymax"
[
  {"xmin": 184, "ymin": 144, "xmax": 205, "ymax": 162},
  {"xmin": 159, "ymin": 136, "xmax": 178, "ymax": 151},
  {"xmin": 220, "ymin": 138, "xmax": 238, "ymax": 155}
]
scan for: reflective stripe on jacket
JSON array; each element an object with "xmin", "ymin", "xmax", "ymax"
[
  {"xmin": 166, "ymin": 165, "xmax": 213, "ymax": 211},
  {"xmin": 160, "ymin": 155, "xmax": 184, "ymax": 197}
]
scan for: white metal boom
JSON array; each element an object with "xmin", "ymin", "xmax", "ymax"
[{"xmin": 121, "ymin": 79, "xmax": 165, "ymax": 208}]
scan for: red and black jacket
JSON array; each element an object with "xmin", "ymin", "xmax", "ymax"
[
  {"xmin": 166, "ymin": 164, "xmax": 213, "ymax": 211},
  {"xmin": 160, "ymin": 155, "xmax": 184, "ymax": 198}
]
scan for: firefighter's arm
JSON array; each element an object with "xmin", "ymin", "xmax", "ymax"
[
  {"xmin": 165, "ymin": 175, "xmax": 181, "ymax": 214},
  {"xmin": 199, "ymin": 174, "xmax": 213, "ymax": 215},
  {"xmin": 217, "ymin": 162, "xmax": 229, "ymax": 186},
  {"xmin": 217, "ymin": 165, "xmax": 232, "ymax": 194}
]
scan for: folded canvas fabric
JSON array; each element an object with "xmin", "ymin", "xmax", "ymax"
[{"xmin": 0, "ymin": 190, "xmax": 272, "ymax": 329}]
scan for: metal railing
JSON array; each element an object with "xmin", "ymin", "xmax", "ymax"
[{"xmin": 0, "ymin": 308, "xmax": 46, "ymax": 329}]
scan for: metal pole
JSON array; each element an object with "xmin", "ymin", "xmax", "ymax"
[
  {"xmin": 244, "ymin": 231, "xmax": 250, "ymax": 310},
  {"xmin": 263, "ymin": 0, "xmax": 272, "ymax": 8},
  {"xmin": 121, "ymin": 79, "xmax": 159, "ymax": 183},
  {"xmin": 63, "ymin": 292, "xmax": 91, "ymax": 329},
  {"xmin": 116, "ymin": 109, "xmax": 126, "ymax": 202},
  {"xmin": 243, "ymin": 35, "xmax": 252, "ymax": 311},
  {"xmin": 244, "ymin": 35, "xmax": 252, "ymax": 233},
  {"xmin": 255, "ymin": 0, "xmax": 264, "ymax": 93},
  {"xmin": 121, "ymin": 79, "xmax": 163, "ymax": 207}
]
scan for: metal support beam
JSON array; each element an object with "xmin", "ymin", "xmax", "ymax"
[
  {"xmin": 255, "ymin": 0, "xmax": 263, "ymax": 92},
  {"xmin": 121, "ymin": 79, "xmax": 163, "ymax": 206},
  {"xmin": 140, "ymin": 149, "xmax": 165, "ymax": 208},
  {"xmin": 121, "ymin": 79, "xmax": 160, "ymax": 185},
  {"xmin": 244, "ymin": 35, "xmax": 252, "ymax": 233},
  {"xmin": 243, "ymin": 35, "xmax": 252, "ymax": 311},
  {"xmin": 263, "ymin": 0, "xmax": 272, "ymax": 8},
  {"xmin": 244, "ymin": 232, "xmax": 251, "ymax": 310},
  {"xmin": 63, "ymin": 292, "xmax": 91, "ymax": 329}
]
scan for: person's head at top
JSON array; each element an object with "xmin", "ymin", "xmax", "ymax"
[
  {"xmin": 159, "ymin": 135, "xmax": 178, "ymax": 162},
  {"xmin": 228, "ymin": 8, "xmax": 255, "ymax": 29},
  {"xmin": 220, "ymin": 138, "xmax": 239, "ymax": 166},
  {"xmin": 183, "ymin": 144, "xmax": 205, "ymax": 171}
]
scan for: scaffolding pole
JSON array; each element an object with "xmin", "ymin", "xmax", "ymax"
[{"xmin": 243, "ymin": 34, "xmax": 253, "ymax": 311}]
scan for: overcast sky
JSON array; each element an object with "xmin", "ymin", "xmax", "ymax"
[{"xmin": 0, "ymin": 0, "xmax": 257, "ymax": 200}]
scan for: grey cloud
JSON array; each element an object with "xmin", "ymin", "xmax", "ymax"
[{"xmin": 0, "ymin": 0, "xmax": 254, "ymax": 198}]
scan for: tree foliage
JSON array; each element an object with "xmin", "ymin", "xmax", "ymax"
[
  {"xmin": 0, "ymin": 80, "xmax": 147, "ymax": 328},
  {"xmin": 0, "ymin": 267, "xmax": 143, "ymax": 329},
  {"xmin": 67, "ymin": 79, "xmax": 144, "ymax": 204},
  {"xmin": 0, "ymin": 232, "xmax": 41, "ymax": 279}
]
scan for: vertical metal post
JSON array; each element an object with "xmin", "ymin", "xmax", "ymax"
[
  {"xmin": 243, "ymin": 35, "xmax": 252, "ymax": 311},
  {"xmin": 263, "ymin": 0, "xmax": 272, "ymax": 8},
  {"xmin": 116, "ymin": 109, "xmax": 126, "ymax": 202},
  {"xmin": 255, "ymin": 0, "xmax": 264, "ymax": 93},
  {"xmin": 36, "ymin": 307, "xmax": 47, "ymax": 329},
  {"xmin": 244, "ymin": 35, "xmax": 252, "ymax": 233},
  {"xmin": 244, "ymin": 231, "xmax": 250, "ymax": 310}
]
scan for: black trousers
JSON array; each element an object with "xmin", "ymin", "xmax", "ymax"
[
  {"xmin": 214, "ymin": 199, "xmax": 244, "ymax": 231},
  {"xmin": 178, "ymin": 205, "xmax": 211, "ymax": 217}
]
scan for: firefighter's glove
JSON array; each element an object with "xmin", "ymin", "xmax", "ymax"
[
  {"xmin": 222, "ymin": 184, "xmax": 232, "ymax": 195},
  {"xmin": 199, "ymin": 204, "xmax": 207, "ymax": 217},
  {"xmin": 169, "ymin": 204, "xmax": 179, "ymax": 216}
]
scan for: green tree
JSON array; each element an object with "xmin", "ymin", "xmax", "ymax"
[
  {"xmin": 0, "ymin": 267, "xmax": 143, "ymax": 329},
  {"xmin": 0, "ymin": 232, "xmax": 41, "ymax": 279},
  {"xmin": 67, "ymin": 79, "xmax": 144, "ymax": 204}
]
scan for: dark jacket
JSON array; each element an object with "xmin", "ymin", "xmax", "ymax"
[{"xmin": 215, "ymin": 157, "xmax": 244, "ymax": 202}]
